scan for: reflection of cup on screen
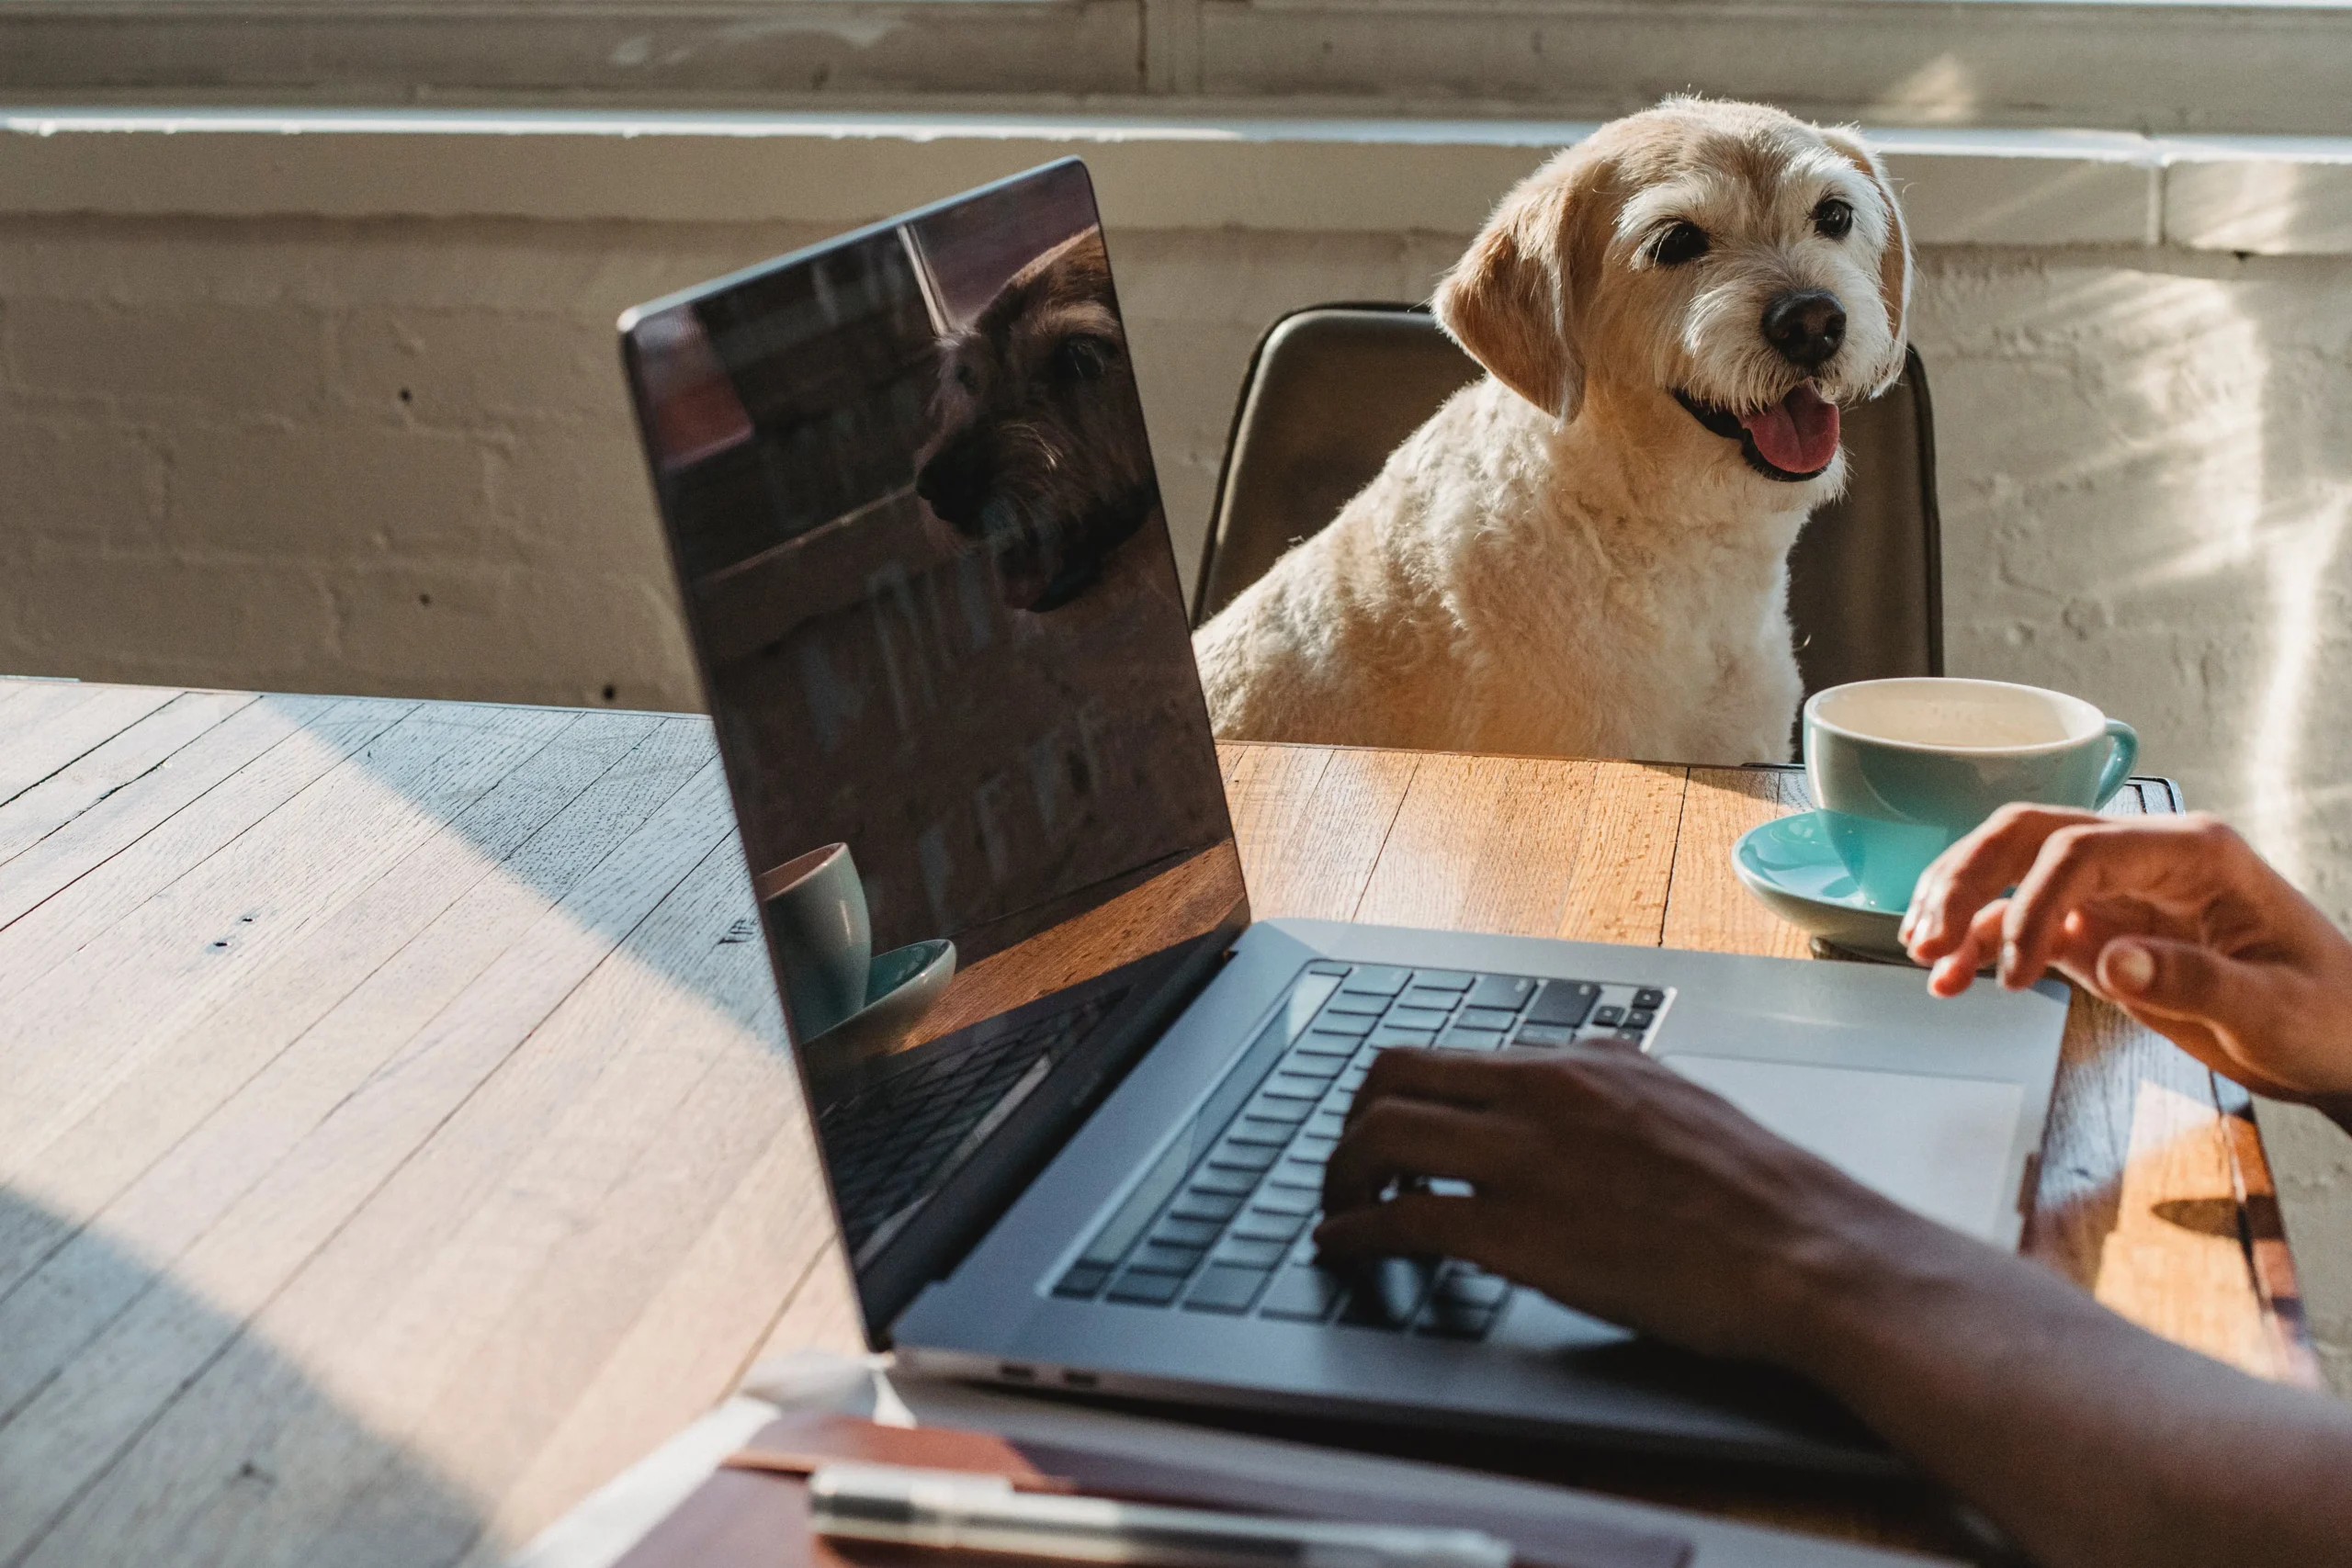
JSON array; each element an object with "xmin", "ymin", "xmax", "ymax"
[{"xmin": 756, "ymin": 843, "xmax": 873, "ymax": 1042}]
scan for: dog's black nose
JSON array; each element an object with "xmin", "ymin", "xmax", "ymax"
[{"xmin": 1762, "ymin": 289, "xmax": 1846, "ymax": 369}]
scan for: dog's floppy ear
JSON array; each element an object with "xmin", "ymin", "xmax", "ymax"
[
  {"xmin": 1435, "ymin": 165, "xmax": 1585, "ymax": 423},
  {"xmin": 1819, "ymin": 126, "xmax": 1911, "ymax": 395}
]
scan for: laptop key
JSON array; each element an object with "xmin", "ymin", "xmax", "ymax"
[
  {"xmin": 1592, "ymin": 1005, "xmax": 1626, "ymax": 1028},
  {"xmin": 1295, "ymin": 1031, "xmax": 1362, "ymax": 1057},
  {"xmin": 1190, "ymin": 1167, "xmax": 1260, "ymax": 1196},
  {"xmin": 1129, "ymin": 1241, "xmax": 1206, "ymax": 1274},
  {"xmin": 1634, "ymin": 987, "xmax": 1667, "ymax": 1010},
  {"xmin": 1513, "ymin": 1023, "xmax": 1574, "ymax": 1047},
  {"xmin": 1259, "ymin": 1267, "xmax": 1348, "ymax": 1322},
  {"xmin": 1439, "ymin": 1269, "xmax": 1511, "ymax": 1307},
  {"xmin": 1386, "ymin": 1006, "xmax": 1453, "ymax": 1032},
  {"xmin": 1251, "ymin": 1187, "xmax": 1317, "ymax": 1217},
  {"xmin": 1151, "ymin": 1217, "xmax": 1222, "ymax": 1248},
  {"xmin": 1209, "ymin": 1143, "xmax": 1279, "ymax": 1172},
  {"xmin": 1367, "ymin": 1026, "xmax": 1438, "ymax": 1050},
  {"xmin": 1310, "ymin": 1010, "xmax": 1378, "ymax": 1038},
  {"xmin": 1185, "ymin": 1265, "xmax": 1273, "ymax": 1314},
  {"xmin": 1466, "ymin": 976, "xmax": 1537, "ymax": 1010},
  {"xmin": 1054, "ymin": 1264, "xmax": 1110, "ymax": 1298},
  {"xmin": 1170, "ymin": 1190, "xmax": 1245, "ymax": 1222},
  {"xmin": 1278, "ymin": 1051, "xmax": 1345, "ymax": 1080},
  {"xmin": 1233, "ymin": 1210, "xmax": 1307, "ymax": 1243},
  {"xmin": 1415, "ymin": 1303, "xmax": 1498, "ymax": 1340},
  {"xmin": 1340, "ymin": 965, "xmax": 1411, "ymax": 997},
  {"xmin": 1107, "ymin": 1268, "xmax": 1185, "ymax": 1304},
  {"xmin": 1437, "ymin": 1024, "xmax": 1504, "ymax": 1051},
  {"xmin": 1229, "ymin": 1118, "xmax": 1298, "ymax": 1147},
  {"xmin": 1324, "ymin": 992, "xmax": 1388, "ymax": 1016},
  {"xmin": 1624, "ymin": 1008, "xmax": 1657, "ymax": 1030},
  {"xmin": 1457, "ymin": 1006, "xmax": 1520, "ymax": 1031},
  {"xmin": 1396, "ymin": 987, "xmax": 1463, "ymax": 1013},
  {"xmin": 1409, "ymin": 970, "xmax": 1476, "ymax": 992},
  {"xmin": 1214, "ymin": 1238, "xmax": 1288, "ymax": 1269},
  {"xmin": 1526, "ymin": 980, "xmax": 1600, "ymax": 1027}
]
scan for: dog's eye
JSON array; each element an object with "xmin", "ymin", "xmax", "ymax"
[
  {"xmin": 1813, "ymin": 198, "xmax": 1854, "ymax": 240},
  {"xmin": 955, "ymin": 363, "xmax": 981, "ymax": 393},
  {"xmin": 1057, "ymin": 336, "xmax": 1112, "ymax": 382},
  {"xmin": 1648, "ymin": 221, "xmax": 1709, "ymax": 266}
]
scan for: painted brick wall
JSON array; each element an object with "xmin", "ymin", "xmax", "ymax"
[{"xmin": 5, "ymin": 212, "xmax": 2351, "ymax": 1386}]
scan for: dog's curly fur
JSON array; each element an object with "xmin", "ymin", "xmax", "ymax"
[
  {"xmin": 1193, "ymin": 99, "xmax": 1912, "ymax": 764},
  {"xmin": 916, "ymin": 228, "xmax": 1163, "ymax": 615}
]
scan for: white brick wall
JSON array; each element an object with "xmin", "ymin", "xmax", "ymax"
[{"xmin": 6, "ymin": 174, "xmax": 2352, "ymax": 1389}]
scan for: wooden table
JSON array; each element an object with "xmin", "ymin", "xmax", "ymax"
[{"xmin": 0, "ymin": 681, "xmax": 2315, "ymax": 1568}]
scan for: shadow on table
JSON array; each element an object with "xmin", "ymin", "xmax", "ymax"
[{"xmin": 0, "ymin": 1187, "xmax": 491, "ymax": 1568}]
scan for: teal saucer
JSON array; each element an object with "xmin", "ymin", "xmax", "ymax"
[{"xmin": 1732, "ymin": 810, "xmax": 1914, "ymax": 961}]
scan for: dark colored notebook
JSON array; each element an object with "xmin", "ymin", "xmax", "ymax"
[{"xmin": 610, "ymin": 1411, "xmax": 1693, "ymax": 1568}]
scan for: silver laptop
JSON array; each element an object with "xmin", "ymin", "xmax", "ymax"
[{"xmin": 618, "ymin": 159, "xmax": 2069, "ymax": 1472}]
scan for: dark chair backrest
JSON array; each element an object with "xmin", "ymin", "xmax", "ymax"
[{"xmin": 1193, "ymin": 305, "xmax": 1943, "ymax": 701}]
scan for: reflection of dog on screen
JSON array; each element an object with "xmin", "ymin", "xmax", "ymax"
[{"xmin": 915, "ymin": 230, "xmax": 1162, "ymax": 614}]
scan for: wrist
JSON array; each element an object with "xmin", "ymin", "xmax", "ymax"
[{"xmin": 1747, "ymin": 1191, "xmax": 2002, "ymax": 1391}]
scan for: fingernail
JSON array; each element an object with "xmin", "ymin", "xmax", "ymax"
[
  {"xmin": 2108, "ymin": 941, "xmax": 2154, "ymax": 993},
  {"xmin": 1999, "ymin": 941, "xmax": 2020, "ymax": 985}
]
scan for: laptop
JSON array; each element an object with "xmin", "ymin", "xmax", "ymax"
[{"xmin": 617, "ymin": 158, "xmax": 2070, "ymax": 1472}]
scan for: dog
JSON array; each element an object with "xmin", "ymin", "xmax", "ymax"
[
  {"xmin": 1192, "ymin": 98, "xmax": 1911, "ymax": 763},
  {"xmin": 915, "ymin": 228, "xmax": 1163, "ymax": 615}
]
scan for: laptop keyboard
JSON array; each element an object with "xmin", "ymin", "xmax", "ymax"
[
  {"xmin": 1049, "ymin": 961, "xmax": 1670, "ymax": 1337},
  {"xmin": 823, "ymin": 990, "xmax": 1121, "ymax": 1256}
]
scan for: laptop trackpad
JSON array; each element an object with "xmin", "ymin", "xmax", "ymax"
[{"xmin": 1661, "ymin": 1055, "xmax": 2025, "ymax": 1241}]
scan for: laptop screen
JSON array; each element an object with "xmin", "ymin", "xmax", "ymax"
[{"xmin": 620, "ymin": 160, "xmax": 1249, "ymax": 1339}]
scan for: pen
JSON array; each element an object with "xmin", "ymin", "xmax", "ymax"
[{"xmin": 808, "ymin": 1461, "xmax": 1516, "ymax": 1568}]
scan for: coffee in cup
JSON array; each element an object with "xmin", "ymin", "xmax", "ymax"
[{"xmin": 1803, "ymin": 678, "xmax": 2138, "ymax": 909}]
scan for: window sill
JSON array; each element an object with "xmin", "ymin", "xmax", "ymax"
[{"xmin": 4, "ymin": 108, "xmax": 2349, "ymax": 254}]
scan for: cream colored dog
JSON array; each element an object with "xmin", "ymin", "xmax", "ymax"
[{"xmin": 1193, "ymin": 98, "xmax": 1911, "ymax": 764}]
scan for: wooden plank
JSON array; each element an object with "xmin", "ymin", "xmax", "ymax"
[
  {"xmin": 0, "ymin": 683, "xmax": 182, "ymax": 812},
  {"xmin": 0, "ymin": 692, "xmax": 344, "ymax": 931},
  {"xmin": 0, "ymin": 693, "xmax": 403, "ymax": 942},
  {"xmin": 1222, "ymin": 743, "xmax": 1417, "ymax": 924},
  {"xmin": 1555, "ymin": 761, "xmax": 1688, "ymax": 948},
  {"xmin": 1351, "ymin": 754, "xmax": 1596, "ymax": 937},
  {"xmin": 449, "ymin": 1122, "xmax": 843, "ymax": 1567},
  {"xmin": 753, "ymin": 1246, "xmax": 867, "ymax": 1369},
  {"xmin": 0, "ymin": 690, "xmax": 256, "ymax": 872},
  {"xmin": 221, "ymin": 845, "xmax": 802, "ymax": 1566},
  {"xmin": 1659, "ymin": 767, "xmax": 1810, "ymax": 958},
  {"xmin": 2213, "ymin": 1077, "xmax": 2325, "ymax": 1388},
  {"xmin": 2083, "ymin": 1066, "xmax": 2277, "ymax": 1377},
  {"xmin": 0, "ymin": 713, "xmax": 682, "ymax": 1405},
  {"xmin": 0, "ymin": 761, "xmax": 733, "ymax": 1568},
  {"xmin": 0, "ymin": 702, "xmax": 578, "ymax": 1180}
]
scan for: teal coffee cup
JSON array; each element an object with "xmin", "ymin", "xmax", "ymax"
[{"xmin": 1803, "ymin": 678, "xmax": 2139, "ymax": 910}]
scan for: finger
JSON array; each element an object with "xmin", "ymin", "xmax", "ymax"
[
  {"xmin": 2098, "ymin": 935, "xmax": 2289, "ymax": 1046},
  {"xmin": 1321, "ymin": 1098, "xmax": 1522, "ymax": 1213},
  {"xmin": 1312, "ymin": 1190, "xmax": 1494, "ymax": 1264},
  {"xmin": 1905, "ymin": 806, "xmax": 2105, "ymax": 960},
  {"xmin": 1927, "ymin": 898, "xmax": 2007, "ymax": 997},
  {"xmin": 1343, "ymin": 1045, "xmax": 1531, "ymax": 1126},
  {"xmin": 2000, "ymin": 823, "xmax": 2176, "ymax": 988}
]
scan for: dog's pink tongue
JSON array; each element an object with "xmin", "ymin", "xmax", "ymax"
[{"xmin": 1738, "ymin": 385, "xmax": 1840, "ymax": 474}]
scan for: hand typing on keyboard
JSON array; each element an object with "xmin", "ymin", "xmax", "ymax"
[{"xmin": 1313, "ymin": 1043, "xmax": 1904, "ymax": 1364}]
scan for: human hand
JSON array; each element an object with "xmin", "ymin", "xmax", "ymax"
[
  {"xmin": 1313, "ymin": 1044, "xmax": 1939, "ymax": 1368},
  {"xmin": 1903, "ymin": 807, "xmax": 2352, "ymax": 1109}
]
